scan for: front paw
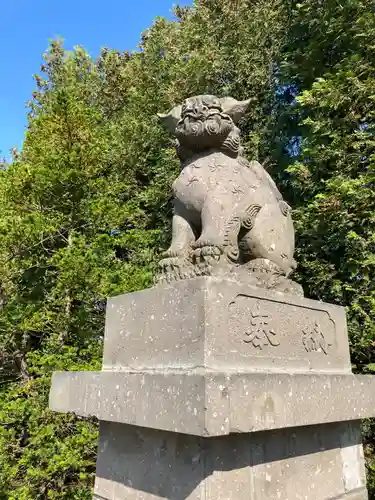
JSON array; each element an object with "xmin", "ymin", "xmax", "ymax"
[
  {"xmin": 158, "ymin": 256, "xmax": 183, "ymax": 274},
  {"xmin": 162, "ymin": 249, "xmax": 182, "ymax": 259},
  {"xmin": 162, "ymin": 246, "xmax": 193, "ymax": 259},
  {"xmin": 156, "ymin": 254, "xmax": 196, "ymax": 284},
  {"xmin": 192, "ymin": 237, "xmax": 223, "ymax": 251},
  {"xmin": 189, "ymin": 245, "xmax": 222, "ymax": 278},
  {"xmin": 193, "ymin": 245, "xmax": 222, "ymax": 259}
]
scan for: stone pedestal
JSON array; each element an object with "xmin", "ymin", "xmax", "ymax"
[{"xmin": 49, "ymin": 277, "xmax": 375, "ymax": 499}]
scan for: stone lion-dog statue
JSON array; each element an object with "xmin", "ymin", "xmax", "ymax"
[{"xmin": 156, "ymin": 94, "xmax": 302, "ymax": 296}]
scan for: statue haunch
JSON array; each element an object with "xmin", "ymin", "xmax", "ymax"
[{"xmin": 156, "ymin": 95, "xmax": 302, "ymax": 296}]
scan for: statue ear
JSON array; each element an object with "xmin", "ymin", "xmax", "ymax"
[
  {"xmin": 219, "ymin": 97, "xmax": 254, "ymax": 124},
  {"xmin": 157, "ymin": 105, "xmax": 182, "ymax": 134}
]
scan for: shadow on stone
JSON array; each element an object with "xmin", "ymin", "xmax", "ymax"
[{"xmin": 94, "ymin": 420, "xmax": 364, "ymax": 500}]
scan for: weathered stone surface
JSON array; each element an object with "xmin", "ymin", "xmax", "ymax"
[
  {"xmin": 50, "ymin": 370, "xmax": 229, "ymax": 436},
  {"xmin": 333, "ymin": 490, "xmax": 369, "ymax": 500},
  {"xmin": 103, "ymin": 277, "xmax": 350, "ymax": 374},
  {"xmin": 156, "ymin": 95, "xmax": 301, "ymax": 295},
  {"xmin": 92, "ymin": 421, "xmax": 367, "ymax": 500},
  {"xmin": 48, "ymin": 276, "xmax": 375, "ymax": 498},
  {"xmin": 50, "ymin": 370, "xmax": 375, "ymax": 436}
]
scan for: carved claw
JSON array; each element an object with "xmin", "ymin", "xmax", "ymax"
[
  {"xmin": 156, "ymin": 253, "xmax": 197, "ymax": 284},
  {"xmin": 192, "ymin": 245, "xmax": 223, "ymax": 278},
  {"xmin": 162, "ymin": 247, "xmax": 193, "ymax": 259},
  {"xmin": 162, "ymin": 249, "xmax": 179, "ymax": 259},
  {"xmin": 193, "ymin": 237, "xmax": 224, "ymax": 251},
  {"xmin": 193, "ymin": 245, "xmax": 222, "ymax": 259},
  {"xmin": 158, "ymin": 256, "xmax": 189, "ymax": 274}
]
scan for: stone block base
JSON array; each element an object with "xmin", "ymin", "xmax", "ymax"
[
  {"xmin": 93, "ymin": 420, "xmax": 367, "ymax": 500},
  {"xmin": 50, "ymin": 370, "xmax": 375, "ymax": 436},
  {"xmin": 49, "ymin": 278, "xmax": 374, "ymax": 499}
]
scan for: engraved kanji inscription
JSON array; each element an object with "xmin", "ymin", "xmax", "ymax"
[
  {"xmin": 302, "ymin": 321, "xmax": 332, "ymax": 355},
  {"xmin": 243, "ymin": 308, "xmax": 280, "ymax": 349}
]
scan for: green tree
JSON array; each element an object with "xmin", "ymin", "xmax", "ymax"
[
  {"xmin": 0, "ymin": 42, "xmax": 164, "ymax": 499},
  {"xmin": 277, "ymin": 1, "xmax": 375, "ymax": 494},
  {"xmin": 0, "ymin": 1, "xmax": 289, "ymax": 497},
  {"xmin": 6, "ymin": 0, "xmax": 375, "ymax": 496}
]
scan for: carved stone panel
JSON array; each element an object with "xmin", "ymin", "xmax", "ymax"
[
  {"xmin": 103, "ymin": 277, "xmax": 351, "ymax": 375},
  {"xmin": 240, "ymin": 305, "xmax": 280, "ymax": 349},
  {"xmin": 228, "ymin": 294, "xmax": 335, "ymax": 358},
  {"xmin": 205, "ymin": 280, "xmax": 351, "ymax": 374}
]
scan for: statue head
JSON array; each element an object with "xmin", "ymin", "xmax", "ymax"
[{"xmin": 158, "ymin": 95, "xmax": 252, "ymax": 158}]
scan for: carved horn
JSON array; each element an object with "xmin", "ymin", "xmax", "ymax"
[
  {"xmin": 219, "ymin": 97, "xmax": 254, "ymax": 124},
  {"xmin": 157, "ymin": 104, "xmax": 182, "ymax": 134}
]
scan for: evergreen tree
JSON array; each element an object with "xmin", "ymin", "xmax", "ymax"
[
  {"xmin": 0, "ymin": 2, "xmax": 287, "ymax": 497},
  {"xmin": 278, "ymin": 1, "xmax": 375, "ymax": 492},
  {"xmin": 4, "ymin": 0, "xmax": 375, "ymax": 496},
  {"xmin": 0, "ymin": 41, "xmax": 167, "ymax": 499}
]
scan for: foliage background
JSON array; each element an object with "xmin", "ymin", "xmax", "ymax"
[{"xmin": 1, "ymin": 0, "xmax": 375, "ymax": 498}]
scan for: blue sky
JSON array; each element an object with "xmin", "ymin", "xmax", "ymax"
[{"xmin": 0, "ymin": 0, "xmax": 191, "ymax": 159}]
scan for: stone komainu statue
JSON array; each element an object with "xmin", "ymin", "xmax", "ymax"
[{"xmin": 156, "ymin": 95, "xmax": 302, "ymax": 296}]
